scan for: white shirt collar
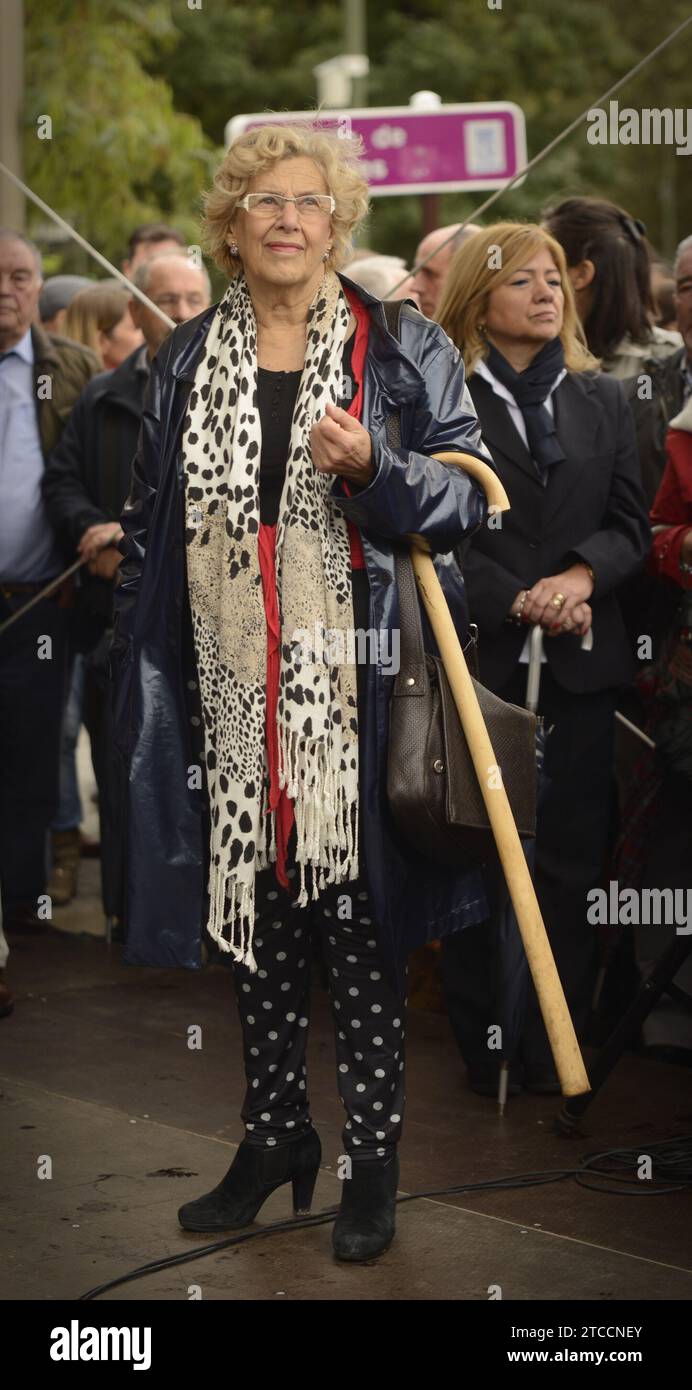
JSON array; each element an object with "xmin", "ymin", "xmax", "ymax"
[
  {"xmin": 475, "ymin": 356, "xmax": 567, "ymax": 403},
  {"xmin": 2, "ymin": 327, "xmax": 34, "ymax": 365}
]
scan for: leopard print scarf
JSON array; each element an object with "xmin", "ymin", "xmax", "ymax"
[{"xmin": 182, "ymin": 270, "xmax": 359, "ymax": 970}]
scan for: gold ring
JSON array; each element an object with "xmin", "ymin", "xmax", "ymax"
[{"xmin": 551, "ymin": 592, "xmax": 566, "ymax": 609}]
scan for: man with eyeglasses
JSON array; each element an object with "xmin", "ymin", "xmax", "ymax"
[{"xmin": 42, "ymin": 249, "xmax": 211, "ymax": 933}]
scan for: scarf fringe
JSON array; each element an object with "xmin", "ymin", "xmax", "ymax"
[
  {"xmin": 206, "ymin": 864, "xmax": 258, "ymax": 973},
  {"xmin": 256, "ymin": 774, "xmax": 277, "ymax": 871},
  {"xmin": 278, "ymin": 723, "xmax": 359, "ymax": 908}
]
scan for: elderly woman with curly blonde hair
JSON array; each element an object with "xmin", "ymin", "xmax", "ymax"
[{"xmin": 111, "ymin": 124, "xmax": 490, "ymax": 1261}]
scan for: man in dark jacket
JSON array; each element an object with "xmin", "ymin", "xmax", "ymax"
[
  {"xmin": 43, "ymin": 251, "xmax": 212, "ymax": 623},
  {"xmin": 42, "ymin": 251, "xmax": 211, "ymax": 923},
  {"xmin": 0, "ymin": 230, "xmax": 98, "ymax": 935}
]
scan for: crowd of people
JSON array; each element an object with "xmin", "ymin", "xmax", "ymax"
[{"xmin": 1, "ymin": 139, "xmax": 690, "ymax": 1255}]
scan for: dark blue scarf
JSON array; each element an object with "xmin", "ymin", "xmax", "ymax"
[{"xmin": 485, "ymin": 337, "xmax": 566, "ymax": 480}]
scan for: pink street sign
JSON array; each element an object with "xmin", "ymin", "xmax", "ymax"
[{"xmin": 226, "ymin": 103, "xmax": 527, "ymax": 195}]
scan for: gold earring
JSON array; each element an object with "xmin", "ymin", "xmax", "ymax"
[{"xmin": 228, "ymin": 240, "xmax": 239, "ymax": 257}]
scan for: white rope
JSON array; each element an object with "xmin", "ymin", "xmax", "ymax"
[
  {"xmin": 3, "ymin": 15, "xmax": 690, "ymax": 312},
  {"xmin": 389, "ymin": 14, "xmax": 692, "ymax": 296},
  {"xmin": 0, "ymin": 158, "xmax": 175, "ymax": 328},
  {"xmin": 3, "ymin": 15, "xmax": 691, "ymax": 317}
]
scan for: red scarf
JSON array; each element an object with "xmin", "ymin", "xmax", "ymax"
[{"xmin": 258, "ymin": 286, "xmax": 370, "ymax": 887}]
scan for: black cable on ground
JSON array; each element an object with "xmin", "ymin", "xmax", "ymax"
[{"xmin": 78, "ymin": 1135, "xmax": 692, "ymax": 1300}]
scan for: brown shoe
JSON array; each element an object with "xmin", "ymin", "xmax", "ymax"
[
  {"xmin": 47, "ymin": 828, "xmax": 81, "ymax": 905},
  {"xmin": 0, "ymin": 969, "xmax": 15, "ymax": 1018}
]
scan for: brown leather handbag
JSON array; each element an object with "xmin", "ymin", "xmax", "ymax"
[
  {"xmin": 381, "ymin": 298, "xmax": 537, "ymax": 869},
  {"xmin": 386, "ymin": 545, "xmax": 538, "ymax": 868}
]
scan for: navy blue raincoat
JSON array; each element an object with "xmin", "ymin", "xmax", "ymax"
[{"xmin": 111, "ymin": 277, "xmax": 492, "ymax": 991}]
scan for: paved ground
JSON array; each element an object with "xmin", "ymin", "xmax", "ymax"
[
  {"xmin": 2, "ymin": 857, "xmax": 691, "ymax": 1303},
  {"xmin": 2, "ymin": 733, "xmax": 690, "ymax": 1302}
]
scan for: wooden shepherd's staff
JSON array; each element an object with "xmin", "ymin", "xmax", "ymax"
[{"xmin": 408, "ymin": 451, "xmax": 590, "ymax": 1098}]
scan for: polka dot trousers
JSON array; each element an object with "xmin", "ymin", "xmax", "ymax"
[{"xmin": 231, "ymin": 863, "xmax": 407, "ymax": 1163}]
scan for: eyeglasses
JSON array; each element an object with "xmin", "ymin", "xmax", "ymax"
[
  {"xmin": 0, "ymin": 270, "xmax": 35, "ymax": 289},
  {"xmin": 237, "ymin": 193, "xmax": 336, "ymax": 220}
]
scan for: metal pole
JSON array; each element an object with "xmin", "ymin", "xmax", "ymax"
[
  {"xmin": 343, "ymin": 0, "xmax": 368, "ymax": 105},
  {"xmin": 421, "ymin": 193, "xmax": 440, "ymax": 237},
  {"xmin": 0, "ymin": 0, "xmax": 24, "ymax": 228}
]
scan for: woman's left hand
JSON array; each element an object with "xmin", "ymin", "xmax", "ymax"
[
  {"xmin": 311, "ymin": 402, "xmax": 374, "ymax": 485},
  {"xmin": 546, "ymin": 600, "xmax": 593, "ymax": 638}
]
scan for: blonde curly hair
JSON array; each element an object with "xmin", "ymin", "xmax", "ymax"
[
  {"xmin": 437, "ymin": 221, "xmax": 598, "ymax": 374},
  {"xmin": 201, "ymin": 123, "xmax": 370, "ymax": 279}
]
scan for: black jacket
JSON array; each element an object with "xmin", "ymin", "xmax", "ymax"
[
  {"xmin": 110, "ymin": 278, "xmax": 491, "ymax": 982},
  {"xmin": 42, "ymin": 346, "xmax": 150, "ymax": 622},
  {"xmin": 463, "ymin": 369, "xmax": 651, "ymax": 694},
  {"xmin": 623, "ymin": 346, "xmax": 688, "ymax": 507}
]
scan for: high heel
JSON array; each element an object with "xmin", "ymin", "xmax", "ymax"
[
  {"xmin": 291, "ymin": 1164, "xmax": 319, "ymax": 1215},
  {"xmin": 178, "ymin": 1125, "xmax": 322, "ymax": 1232}
]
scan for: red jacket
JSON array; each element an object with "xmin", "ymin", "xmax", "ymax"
[{"xmin": 649, "ymin": 396, "xmax": 692, "ymax": 589}]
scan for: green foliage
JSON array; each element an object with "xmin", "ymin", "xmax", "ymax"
[
  {"xmin": 20, "ymin": 0, "xmax": 692, "ymax": 278},
  {"xmin": 23, "ymin": 0, "xmax": 214, "ymax": 272},
  {"xmin": 157, "ymin": 0, "xmax": 692, "ymax": 262}
]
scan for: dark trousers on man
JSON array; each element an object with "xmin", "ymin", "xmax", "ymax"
[
  {"xmin": 0, "ymin": 591, "xmax": 69, "ymax": 918},
  {"xmin": 441, "ymin": 664, "xmax": 619, "ymax": 1078}
]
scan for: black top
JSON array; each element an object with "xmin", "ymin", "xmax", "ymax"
[
  {"xmin": 258, "ymin": 332, "xmax": 356, "ymax": 525},
  {"xmin": 256, "ymin": 332, "xmax": 369, "ymax": 695}
]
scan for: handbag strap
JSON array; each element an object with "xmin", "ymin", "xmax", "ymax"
[
  {"xmin": 392, "ymin": 547, "xmax": 428, "ymax": 695},
  {"xmin": 380, "ymin": 299, "xmax": 428, "ymax": 697}
]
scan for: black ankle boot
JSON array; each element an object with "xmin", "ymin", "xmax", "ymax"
[
  {"xmin": 332, "ymin": 1152, "xmax": 399, "ymax": 1261},
  {"xmin": 178, "ymin": 1126, "xmax": 322, "ymax": 1233}
]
